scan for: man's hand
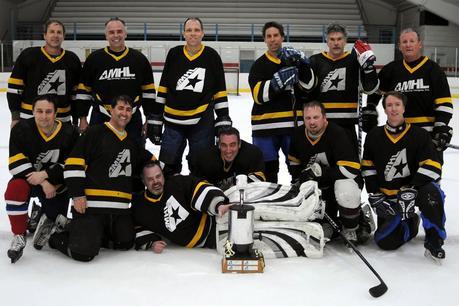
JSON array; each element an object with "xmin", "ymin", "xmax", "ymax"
[
  {"xmin": 40, "ymin": 180, "xmax": 57, "ymax": 199},
  {"xmin": 73, "ymin": 196, "xmax": 88, "ymax": 214},
  {"xmin": 11, "ymin": 119, "xmax": 20, "ymax": 129},
  {"xmin": 26, "ymin": 171, "xmax": 48, "ymax": 186},
  {"xmin": 151, "ymin": 240, "xmax": 167, "ymax": 254},
  {"xmin": 79, "ymin": 117, "xmax": 89, "ymax": 133},
  {"xmin": 217, "ymin": 203, "xmax": 233, "ymax": 217}
]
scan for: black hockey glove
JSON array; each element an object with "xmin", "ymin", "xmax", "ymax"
[
  {"xmin": 299, "ymin": 163, "xmax": 323, "ymax": 183},
  {"xmin": 146, "ymin": 114, "xmax": 163, "ymax": 145},
  {"xmin": 279, "ymin": 47, "xmax": 310, "ymax": 67},
  {"xmin": 396, "ymin": 187, "xmax": 417, "ymax": 220},
  {"xmin": 361, "ymin": 104, "xmax": 378, "ymax": 133},
  {"xmin": 432, "ymin": 125, "xmax": 453, "ymax": 151},
  {"xmin": 270, "ymin": 66, "xmax": 298, "ymax": 93},
  {"xmin": 215, "ymin": 115, "xmax": 232, "ymax": 137},
  {"xmin": 353, "ymin": 40, "xmax": 376, "ymax": 71},
  {"xmin": 368, "ymin": 193, "xmax": 397, "ymax": 218}
]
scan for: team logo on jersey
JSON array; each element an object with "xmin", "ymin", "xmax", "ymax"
[
  {"xmin": 38, "ymin": 70, "xmax": 66, "ymax": 95},
  {"xmin": 320, "ymin": 68, "xmax": 346, "ymax": 92},
  {"xmin": 394, "ymin": 78, "xmax": 429, "ymax": 92},
  {"xmin": 99, "ymin": 67, "xmax": 136, "ymax": 81},
  {"xmin": 307, "ymin": 152, "xmax": 330, "ymax": 168},
  {"xmin": 108, "ymin": 149, "xmax": 131, "ymax": 177},
  {"xmin": 34, "ymin": 149, "xmax": 60, "ymax": 171},
  {"xmin": 384, "ymin": 148, "xmax": 410, "ymax": 181},
  {"xmin": 176, "ymin": 68, "xmax": 205, "ymax": 92},
  {"xmin": 164, "ymin": 196, "xmax": 189, "ymax": 232}
]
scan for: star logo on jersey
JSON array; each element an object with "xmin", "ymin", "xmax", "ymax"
[
  {"xmin": 320, "ymin": 67, "xmax": 346, "ymax": 92},
  {"xmin": 34, "ymin": 149, "xmax": 60, "ymax": 171},
  {"xmin": 38, "ymin": 70, "xmax": 66, "ymax": 95},
  {"xmin": 384, "ymin": 148, "xmax": 410, "ymax": 181},
  {"xmin": 108, "ymin": 149, "xmax": 132, "ymax": 177},
  {"xmin": 163, "ymin": 196, "xmax": 189, "ymax": 232},
  {"xmin": 176, "ymin": 68, "xmax": 205, "ymax": 92}
]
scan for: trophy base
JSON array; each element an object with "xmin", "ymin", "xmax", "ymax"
[{"xmin": 222, "ymin": 250, "xmax": 265, "ymax": 273}]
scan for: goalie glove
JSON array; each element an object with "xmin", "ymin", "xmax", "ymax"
[
  {"xmin": 396, "ymin": 187, "xmax": 417, "ymax": 220},
  {"xmin": 214, "ymin": 115, "xmax": 232, "ymax": 137},
  {"xmin": 432, "ymin": 125, "xmax": 453, "ymax": 152},
  {"xmin": 146, "ymin": 114, "xmax": 163, "ymax": 145},
  {"xmin": 353, "ymin": 40, "xmax": 376, "ymax": 71},
  {"xmin": 361, "ymin": 104, "xmax": 378, "ymax": 133},
  {"xmin": 299, "ymin": 163, "xmax": 322, "ymax": 183},
  {"xmin": 270, "ymin": 66, "xmax": 298, "ymax": 93},
  {"xmin": 368, "ymin": 193, "xmax": 397, "ymax": 218}
]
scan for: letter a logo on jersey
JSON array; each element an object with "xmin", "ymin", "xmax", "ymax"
[
  {"xmin": 176, "ymin": 68, "xmax": 205, "ymax": 92},
  {"xmin": 384, "ymin": 148, "xmax": 410, "ymax": 181},
  {"xmin": 38, "ymin": 70, "xmax": 66, "ymax": 95},
  {"xmin": 164, "ymin": 196, "xmax": 189, "ymax": 232},
  {"xmin": 34, "ymin": 149, "xmax": 60, "ymax": 171},
  {"xmin": 108, "ymin": 149, "xmax": 131, "ymax": 177},
  {"xmin": 321, "ymin": 68, "xmax": 346, "ymax": 92}
]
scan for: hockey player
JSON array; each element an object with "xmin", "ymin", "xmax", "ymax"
[
  {"xmin": 5, "ymin": 95, "xmax": 79, "ymax": 263},
  {"xmin": 288, "ymin": 100, "xmax": 371, "ymax": 245},
  {"xmin": 7, "ymin": 20, "xmax": 81, "ymax": 127},
  {"xmin": 366, "ymin": 28, "xmax": 453, "ymax": 161},
  {"xmin": 150, "ymin": 17, "xmax": 232, "ymax": 176},
  {"xmin": 362, "ymin": 91, "xmax": 446, "ymax": 262},
  {"xmin": 248, "ymin": 21, "xmax": 315, "ymax": 183},
  {"xmin": 49, "ymin": 95, "xmax": 149, "ymax": 262},
  {"xmin": 308, "ymin": 23, "xmax": 379, "ymax": 150},
  {"xmin": 189, "ymin": 127, "xmax": 265, "ymax": 190},
  {"xmin": 133, "ymin": 161, "xmax": 325, "ymax": 258},
  {"xmin": 75, "ymin": 17, "xmax": 156, "ymax": 147}
]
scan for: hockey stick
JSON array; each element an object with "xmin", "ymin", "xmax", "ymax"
[
  {"xmin": 446, "ymin": 143, "xmax": 459, "ymax": 150},
  {"xmin": 324, "ymin": 213, "xmax": 388, "ymax": 298},
  {"xmin": 357, "ymin": 90, "xmax": 363, "ymax": 159},
  {"xmin": 291, "ymin": 88, "xmax": 298, "ymax": 128}
]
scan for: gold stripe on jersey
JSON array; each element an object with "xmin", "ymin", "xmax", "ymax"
[
  {"xmin": 337, "ymin": 160, "xmax": 360, "ymax": 169},
  {"xmin": 157, "ymin": 86, "xmax": 168, "ymax": 94},
  {"xmin": 41, "ymin": 47, "xmax": 66, "ymax": 63},
  {"xmin": 104, "ymin": 122, "xmax": 128, "ymax": 141},
  {"xmin": 8, "ymin": 78, "xmax": 24, "ymax": 86},
  {"xmin": 185, "ymin": 214, "xmax": 208, "ymax": 248},
  {"xmin": 405, "ymin": 117, "xmax": 435, "ymax": 124},
  {"xmin": 380, "ymin": 188, "xmax": 398, "ymax": 196},
  {"xmin": 213, "ymin": 91, "xmax": 228, "ymax": 100},
  {"xmin": 321, "ymin": 51, "xmax": 350, "ymax": 61},
  {"xmin": 37, "ymin": 120, "xmax": 62, "ymax": 142},
  {"xmin": 419, "ymin": 159, "xmax": 441, "ymax": 170},
  {"xmin": 21, "ymin": 102, "xmax": 32, "ymax": 110},
  {"xmin": 435, "ymin": 97, "xmax": 452, "ymax": 104},
  {"xmin": 322, "ymin": 102, "xmax": 357, "ymax": 109},
  {"xmin": 361, "ymin": 159, "xmax": 374, "ymax": 167},
  {"xmin": 77, "ymin": 83, "xmax": 92, "ymax": 92},
  {"xmin": 104, "ymin": 47, "xmax": 129, "ymax": 61},
  {"xmin": 85, "ymin": 188, "xmax": 132, "ymax": 200},
  {"xmin": 265, "ymin": 52, "xmax": 281, "ymax": 64},
  {"xmin": 403, "ymin": 56, "xmax": 429, "ymax": 74},
  {"xmin": 65, "ymin": 157, "xmax": 86, "ymax": 166},
  {"xmin": 252, "ymin": 171, "xmax": 266, "ymax": 181},
  {"xmin": 183, "ymin": 45, "xmax": 205, "ymax": 61},
  {"xmin": 165, "ymin": 104, "xmax": 208, "ymax": 117},
  {"xmin": 253, "ymin": 81, "xmax": 263, "ymax": 105},
  {"xmin": 251, "ymin": 110, "xmax": 302, "ymax": 121},
  {"xmin": 288, "ymin": 154, "xmax": 301, "ymax": 165},
  {"xmin": 384, "ymin": 124, "xmax": 411, "ymax": 144},
  {"xmin": 9, "ymin": 153, "xmax": 27, "ymax": 164},
  {"xmin": 192, "ymin": 181, "xmax": 211, "ymax": 202},
  {"xmin": 141, "ymin": 84, "xmax": 155, "ymax": 90},
  {"xmin": 145, "ymin": 192, "xmax": 163, "ymax": 203}
]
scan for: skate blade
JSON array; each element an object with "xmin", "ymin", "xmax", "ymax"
[
  {"xmin": 7, "ymin": 250, "xmax": 23, "ymax": 264},
  {"xmin": 424, "ymin": 249, "xmax": 444, "ymax": 265}
]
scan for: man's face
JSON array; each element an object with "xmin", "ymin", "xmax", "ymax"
[
  {"xmin": 384, "ymin": 95, "xmax": 405, "ymax": 127},
  {"xmin": 33, "ymin": 100, "xmax": 57, "ymax": 131},
  {"xmin": 183, "ymin": 19, "xmax": 204, "ymax": 49},
  {"xmin": 264, "ymin": 27, "xmax": 284, "ymax": 55},
  {"xmin": 399, "ymin": 31, "xmax": 422, "ymax": 62},
  {"xmin": 326, "ymin": 31, "xmax": 346, "ymax": 58},
  {"xmin": 143, "ymin": 165, "xmax": 165, "ymax": 195},
  {"xmin": 303, "ymin": 106, "xmax": 327, "ymax": 135},
  {"xmin": 219, "ymin": 134, "xmax": 240, "ymax": 163},
  {"xmin": 105, "ymin": 20, "xmax": 127, "ymax": 52},
  {"xmin": 109, "ymin": 100, "xmax": 132, "ymax": 131},
  {"xmin": 44, "ymin": 22, "xmax": 64, "ymax": 50}
]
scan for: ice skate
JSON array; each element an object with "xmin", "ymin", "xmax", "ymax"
[{"xmin": 7, "ymin": 234, "xmax": 26, "ymax": 263}]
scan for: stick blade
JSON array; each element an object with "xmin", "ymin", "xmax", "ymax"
[{"xmin": 369, "ymin": 283, "xmax": 388, "ymax": 298}]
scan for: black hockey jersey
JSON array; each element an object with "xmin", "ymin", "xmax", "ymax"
[
  {"xmin": 362, "ymin": 123, "xmax": 442, "ymax": 200},
  {"xmin": 249, "ymin": 52, "xmax": 304, "ymax": 137},
  {"xmin": 308, "ymin": 51, "xmax": 378, "ymax": 126},
  {"xmin": 132, "ymin": 175, "xmax": 226, "ymax": 248},
  {"xmin": 64, "ymin": 122, "xmax": 146, "ymax": 214},
  {"xmin": 7, "ymin": 47, "xmax": 81, "ymax": 122},
  {"xmin": 9, "ymin": 118, "xmax": 79, "ymax": 187},
  {"xmin": 368, "ymin": 56, "xmax": 453, "ymax": 132},
  {"xmin": 288, "ymin": 122, "xmax": 361, "ymax": 187},
  {"xmin": 190, "ymin": 140, "xmax": 265, "ymax": 189},
  {"xmin": 75, "ymin": 47, "xmax": 155, "ymax": 118},
  {"xmin": 154, "ymin": 45, "xmax": 229, "ymax": 125}
]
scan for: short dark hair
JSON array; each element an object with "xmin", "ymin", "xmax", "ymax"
[
  {"xmin": 382, "ymin": 91, "xmax": 407, "ymax": 109},
  {"xmin": 44, "ymin": 20, "xmax": 65, "ymax": 34},
  {"xmin": 110, "ymin": 95, "xmax": 134, "ymax": 108},
  {"xmin": 326, "ymin": 23, "xmax": 347, "ymax": 38},
  {"xmin": 105, "ymin": 17, "xmax": 126, "ymax": 27},
  {"xmin": 262, "ymin": 21, "xmax": 284, "ymax": 38},
  {"xmin": 303, "ymin": 100, "xmax": 326, "ymax": 116},
  {"xmin": 218, "ymin": 126, "xmax": 240, "ymax": 142},
  {"xmin": 32, "ymin": 94, "xmax": 58, "ymax": 112},
  {"xmin": 184, "ymin": 17, "xmax": 203, "ymax": 31}
]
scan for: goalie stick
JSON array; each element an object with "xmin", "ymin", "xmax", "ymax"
[
  {"xmin": 324, "ymin": 213, "xmax": 388, "ymax": 298},
  {"xmin": 446, "ymin": 143, "xmax": 459, "ymax": 150}
]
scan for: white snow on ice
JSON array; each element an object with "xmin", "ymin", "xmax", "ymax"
[{"xmin": 0, "ymin": 92, "xmax": 457, "ymax": 306}]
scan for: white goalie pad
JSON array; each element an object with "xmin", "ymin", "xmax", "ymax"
[
  {"xmin": 224, "ymin": 179, "xmax": 325, "ymax": 221},
  {"xmin": 216, "ymin": 219, "xmax": 325, "ymax": 259}
]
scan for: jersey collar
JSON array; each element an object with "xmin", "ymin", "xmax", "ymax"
[
  {"xmin": 321, "ymin": 51, "xmax": 350, "ymax": 61},
  {"xmin": 384, "ymin": 123, "xmax": 411, "ymax": 144},
  {"xmin": 183, "ymin": 44, "xmax": 205, "ymax": 61},
  {"xmin": 403, "ymin": 56, "xmax": 429, "ymax": 74},
  {"xmin": 104, "ymin": 122, "xmax": 128, "ymax": 141},
  {"xmin": 41, "ymin": 46, "xmax": 65, "ymax": 63},
  {"xmin": 265, "ymin": 51, "xmax": 281, "ymax": 64},
  {"xmin": 37, "ymin": 120, "xmax": 62, "ymax": 142},
  {"xmin": 104, "ymin": 47, "xmax": 129, "ymax": 61},
  {"xmin": 144, "ymin": 190, "xmax": 163, "ymax": 203}
]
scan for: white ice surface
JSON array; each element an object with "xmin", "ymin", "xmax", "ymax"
[{"xmin": 0, "ymin": 93, "xmax": 457, "ymax": 306}]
